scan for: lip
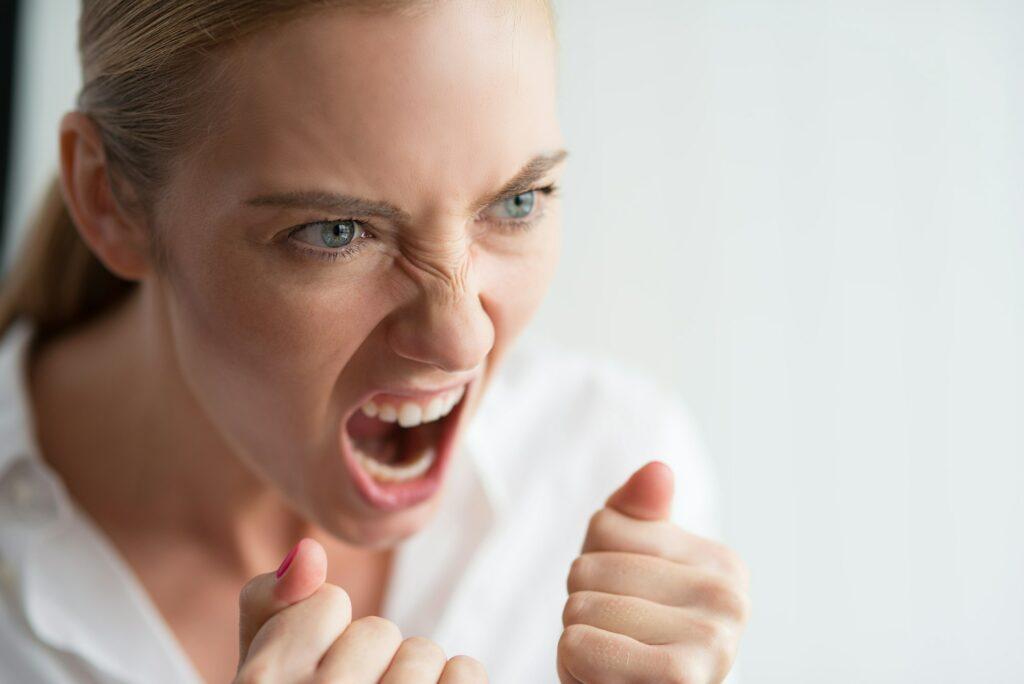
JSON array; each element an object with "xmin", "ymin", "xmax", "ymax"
[
  {"xmin": 340, "ymin": 376, "xmax": 476, "ymax": 511},
  {"xmin": 360, "ymin": 378, "xmax": 474, "ymax": 403}
]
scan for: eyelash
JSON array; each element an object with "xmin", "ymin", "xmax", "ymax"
[
  {"xmin": 286, "ymin": 182, "xmax": 561, "ymax": 264},
  {"xmin": 483, "ymin": 182, "xmax": 561, "ymax": 231},
  {"xmin": 287, "ymin": 223, "xmax": 372, "ymax": 264}
]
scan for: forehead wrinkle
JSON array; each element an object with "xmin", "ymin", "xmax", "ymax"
[{"xmin": 211, "ymin": 3, "xmax": 561, "ymax": 225}]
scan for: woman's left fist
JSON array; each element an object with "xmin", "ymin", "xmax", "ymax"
[{"xmin": 558, "ymin": 462, "xmax": 750, "ymax": 684}]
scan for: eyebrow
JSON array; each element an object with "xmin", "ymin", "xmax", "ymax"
[
  {"xmin": 471, "ymin": 148, "xmax": 569, "ymax": 213},
  {"xmin": 244, "ymin": 148, "xmax": 569, "ymax": 223}
]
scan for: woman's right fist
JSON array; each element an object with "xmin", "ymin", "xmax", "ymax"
[{"xmin": 233, "ymin": 537, "xmax": 487, "ymax": 683}]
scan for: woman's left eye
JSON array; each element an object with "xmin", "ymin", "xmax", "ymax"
[
  {"xmin": 481, "ymin": 184, "xmax": 558, "ymax": 227},
  {"xmin": 492, "ymin": 190, "xmax": 537, "ymax": 220}
]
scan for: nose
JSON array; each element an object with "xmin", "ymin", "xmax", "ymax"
[{"xmin": 386, "ymin": 264, "xmax": 495, "ymax": 375}]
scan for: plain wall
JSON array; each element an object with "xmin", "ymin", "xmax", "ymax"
[{"xmin": 5, "ymin": 1, "xmax": 1023, "ymax": 682}]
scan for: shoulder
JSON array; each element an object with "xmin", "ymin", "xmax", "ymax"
[{"xmin": 470, "ymin": 330, "xmax": 721, "ymax": 537}]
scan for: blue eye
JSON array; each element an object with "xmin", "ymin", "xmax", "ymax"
[
  {"xmin": 494, "ymin": 191, "xmax": 536, "ymax": 220},
  {"xmin": 322, "ymin": 220, "xmax": 357, "ymax": 248},
  {"xmin": 480, "ymin": 184, "xmax": 559, "ymax": 229},
  {"xmin": 285, "ymin": 218, "xmax": 375, "ymax": 263},
  {"xmin": 292, "ymin": 219, "xmax": 361, "ymax": 249}
]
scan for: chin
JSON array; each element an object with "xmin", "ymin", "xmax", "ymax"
[{"xmin": 319, "ymin": 494, "xmax": 445, "ymax": 549}]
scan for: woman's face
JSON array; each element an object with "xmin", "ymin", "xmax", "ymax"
[{"xmin": 146, "ymin": 1, "xmax": 564, "ymax": 546}]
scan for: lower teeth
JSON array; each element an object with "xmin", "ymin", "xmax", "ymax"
[{"xmin": 354, "ymin": 445, "xmax": 437, "ymax": 482}]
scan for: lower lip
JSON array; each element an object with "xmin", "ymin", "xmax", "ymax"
[{"xmin": 340, "ymin": 382, "xmax": 471, "ymax": 511}]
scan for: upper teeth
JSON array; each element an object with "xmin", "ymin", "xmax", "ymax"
[{"xmin": 360, "ymin": 385, "xmax": 465, "ymax": 428}]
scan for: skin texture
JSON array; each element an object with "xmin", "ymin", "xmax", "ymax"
[
  {"xmin": 235, "ymin": 539, "xmax": 489, "ymax": 682},
  {"xmin": 559, "ymin": 462, "xmax": 751, "ymax": 683},
  {"xmin": 37, "ymin": 2, "xmax": 561, "ymax": 680},
  {"xmin": 141, "ymin": 0, "xmax": 564, "ymax": 547},
  {"xmin": 30, "ymin": 1, "xmax": 750, "ymax": 681}
]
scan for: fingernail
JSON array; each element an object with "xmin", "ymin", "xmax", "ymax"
[{"xmin": 276, "ymin": 541, "xmax": 300, "ymax": 579}]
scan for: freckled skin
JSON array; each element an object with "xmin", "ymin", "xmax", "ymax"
[{"xmin": 152, "ymin": 1, "xmax": 564, "ymax": 547}]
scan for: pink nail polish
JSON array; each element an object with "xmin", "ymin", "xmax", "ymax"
[{"xmin": 276, "ymin": 542, "xmax": 299, "ymax": 579}]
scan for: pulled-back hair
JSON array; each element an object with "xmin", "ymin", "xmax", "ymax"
[{"xmin": 0, "ymin": 0, "xmax": 555, "ymax": 343}]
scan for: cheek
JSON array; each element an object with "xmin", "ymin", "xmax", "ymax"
[
  {"xmin": 479, "ymin": 223, "xmax": 561, "ymax": 341},
  {"xmin": 159, "ymin": 232, "xmax": 388, "ymax": 476}
]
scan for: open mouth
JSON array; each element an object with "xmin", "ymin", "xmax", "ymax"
[{"xmin": 341, "ymin": 381, "xmax": 470, "ymax": 510}]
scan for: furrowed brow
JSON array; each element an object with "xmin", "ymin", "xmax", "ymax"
[
  {"xmin": 473, "ymin": 149, "xmax": 569, "ymax": 213},
  {"xmin": 245, "ymin": 191, "xmax": 413, "ymax": 223},
  {"xmin": 245, "ymin": 149, "xmax": 568, "ymax": 222}
]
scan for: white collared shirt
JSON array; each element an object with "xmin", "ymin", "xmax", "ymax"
[{"xmin": 0, "ymin": 317, "xmax": 737, "ymax": 683}]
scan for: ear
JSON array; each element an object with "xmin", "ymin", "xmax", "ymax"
[{"xmin": 58, "ymin": 111, "xmax": 154, "ymax": 281}]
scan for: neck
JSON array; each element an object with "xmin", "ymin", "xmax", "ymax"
[{"xmin": 28, "ymin": 283, "xmax": 323, "ymax": 576}]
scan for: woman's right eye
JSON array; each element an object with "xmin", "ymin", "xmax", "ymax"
[
  {"xmin": 284, "ymin": 219, "xmax": 376, "ymax": 264},
  {"xmin": 290, "ymin": 219, "xmax": 366, "ymax": 249}
]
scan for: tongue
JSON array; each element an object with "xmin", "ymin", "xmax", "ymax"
[{"xmin": 346, "ymin": 410, "xmax": 398, "ymax": 440}]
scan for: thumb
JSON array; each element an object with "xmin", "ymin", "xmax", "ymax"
[
  {"xmin": 237, "ymin": 537, "xmax": 327, "ymax": 666},
  {"xmin": 605, "ymin": 461, "xmax": 675, "ymax": 521}
]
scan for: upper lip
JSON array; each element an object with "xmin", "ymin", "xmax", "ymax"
[{"xmin": 350, "ymin": 376, "xmax": 476, "ymax": 410}]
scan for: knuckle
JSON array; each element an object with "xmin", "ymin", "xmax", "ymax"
[
  {"xmin": 351, "ymin": 615, "xmax": 402, "ymax": 642},
  {"xmin": 567, "ymin": 555, "xmax": 590, "ymax": 593},
  {"xmin": 313, "ymin": 583, "xmax": 353, "ymax": 619},
  {"xmin": 691, "ymin": 616, "xmax": 735, "ymax": 656},
  {"xmin": 562, "ymin": 591, "xmax": 592, "ymax": 626},
  {"xmin": 557, "ymin": 623, "xmax": 589, "ymax": 658},
  {"xmin": 712, "ymin": 543, "xmax": 750, "ymax": 586},
  {"xmin": 659, "ymin": 651, "xmax": 700, "ymax": 684},
  {"xmin": 660, "ymin": 619, "xmax": 739, "ymax": 684},
  {"xmin": 446, "ymin": 654, "xmax": 487, "ymax": 680},
  {"xmin": 697, "ymin": 575, "xmax": 749, "ymax": 623},
  {"xmin": 402, "ymin": 635, "xmax": 446, "ymax": 661}
]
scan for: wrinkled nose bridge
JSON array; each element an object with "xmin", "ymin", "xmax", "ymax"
[
  {"xmin": 396, "ymin": 228, "xmax": 477, "ymax": 300},
  {"xmin": 388, "ymin": 251, "xmax": 495, "ymax": 374}
]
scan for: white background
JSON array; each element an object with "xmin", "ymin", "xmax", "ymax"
[{"xmin": 5, "ymin": 1, "xmax": 1023, "ymax": 682}]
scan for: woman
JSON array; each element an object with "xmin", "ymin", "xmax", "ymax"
[{"xmin": 0, "ymin": 1, "xmax": 750, "ymax": 682}]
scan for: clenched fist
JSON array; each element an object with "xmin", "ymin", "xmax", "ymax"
[
  {"xmin": 558, "ymin": 462, "xmax": 750, "ymax": 683},
  {"xmin": 234, "ymin": 538, "xmax": 487, "ymax": 683}
]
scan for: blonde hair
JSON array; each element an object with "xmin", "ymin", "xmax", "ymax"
[{"xmin": 0, "ymin": 0, "xmax": 555, "ymax": 344}]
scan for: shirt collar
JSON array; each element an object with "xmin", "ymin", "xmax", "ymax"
[
  {"xmin": 0, "ymin": 317, "xmax": 201, "ymax": 683},
  {"xmin": 0, "ymin": 315, "xmax": 513, "ymax": 682},
  {"xmin": 460, "ymin": 376, "xmax": 509, "ymax": 517},
  {"xmin": 0, "ymin": 317, "xmax": 40, "ymax": 480}
]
